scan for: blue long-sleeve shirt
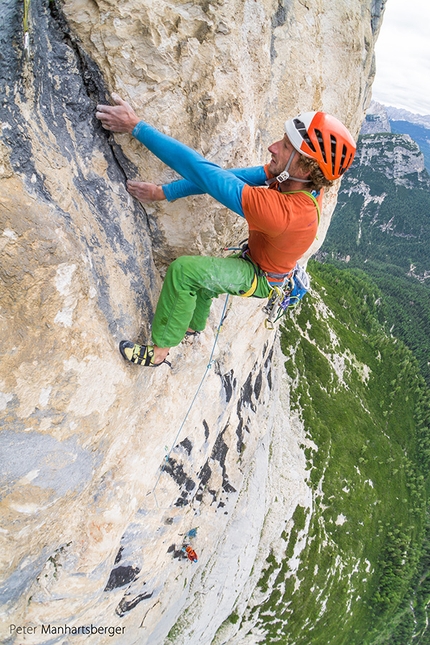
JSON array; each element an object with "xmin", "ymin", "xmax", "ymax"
[
  {"xmin": 161, "ymin": 166, "xmax": 269, "ymax": 203},
  {"xmin": 132, "ymin": 120, "xmax": 320, "ymax": 275},
  {"xmin": 132, "ymin": 121, "xmax": 267, "ymax": 217}
]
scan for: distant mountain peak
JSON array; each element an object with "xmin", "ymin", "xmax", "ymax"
[
  {"xmin": 357, "ymin": 132, "xmax": 427, "ymax": 184},
  {"xmin": 368, "ymin": 101, "xmax": 430, "ymax": 130},
  {"xmin": 361, "ymin": 102, "xmax": 430, "ymax": 171},
  {"xmin": 361, "ymin": 101, "xmax": 391, "ymax": 134}
]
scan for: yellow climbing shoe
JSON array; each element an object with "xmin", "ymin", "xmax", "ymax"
[{"xmin": 119, "ymin": 341, "xmax": 171, "ymax": 367}]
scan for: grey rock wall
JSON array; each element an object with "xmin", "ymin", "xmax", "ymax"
[
  {"xmin": 361, "ymin": 100, "xmax": 391, "ymax": 134},
  {"xmin": 0, "ymin": 0, "xmax": 383, "ymax": 643},
  {"xmin": 357, "ymin": 133, "xmax": 427, "ymax": 180}
]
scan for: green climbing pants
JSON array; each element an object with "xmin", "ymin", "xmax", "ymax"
[{"xmin": 151, "ymin": 255, "xmax": 271, "ymax": 348}]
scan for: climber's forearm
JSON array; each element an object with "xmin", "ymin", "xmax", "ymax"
[
  {"xmin": 230, "ymin": 166, "xmax": 268, "ymax": 186},
  {"xmin": 96, "ymin": 97, "xmax": 251, "ymax": 215},
  {"xmin": 162, "ymin": 180, "xmax": 204, "ymax": 202},
  {"xmin": 162, "ymin": 166, "xmax": 268, "ymax": 202},
  {"xmin": 132, "ymin": 121, "xmax": 246, "ymax": 217}
]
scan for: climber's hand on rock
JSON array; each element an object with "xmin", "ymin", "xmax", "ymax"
[
  {"xmin": 96, "ymin": 93, "xmax": 140, "ymax": 133},
  {"xmin": 126, "ymin": 181, "xmax": 166, "ymax": 203}
]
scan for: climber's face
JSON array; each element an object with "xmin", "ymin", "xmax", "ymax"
[{"xmin": 268, "ymin": 134, "xmax": 302, "ymax": 178}]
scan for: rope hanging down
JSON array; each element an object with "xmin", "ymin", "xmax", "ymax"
[{"xmin": 150, "ymin": 294, "xmax": 230, "ymax": 507}]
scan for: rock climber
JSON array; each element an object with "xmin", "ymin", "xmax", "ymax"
[
  {"xmin": 182, "ymin": 545, "xmax": 198, "ymax": 563},
  {"xmin": 95, "ymin": 94, "xmax": 356, "ymax": 367}
]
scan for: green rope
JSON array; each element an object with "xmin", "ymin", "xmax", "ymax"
[
  {"xmin": 23, "ymin": 0, "xmax": 30, "ymax": 32},
  {"xmin": 23, "ymin": 0, "xmax": 31, "ymax": 55}
]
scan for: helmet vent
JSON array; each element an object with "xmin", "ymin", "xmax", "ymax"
[
  {"xmin": 340, "ymin": 143, "xmax": 347, "ymax": 167},
  {"xmin": 330, "ymin": 135, "xmax": 337, "ymax": 174},
  {"xmin": 293, "ymin": 118, "xmax": 316, "ymax": 152},
  {"xmin": 315, "ymin": 129, "xmax": 326, "ymax": 163}
]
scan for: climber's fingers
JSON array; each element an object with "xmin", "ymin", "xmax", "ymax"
[
  {"xmin": 95, "ymin": 96, "xmax": 139, "ymax": 134},
  {"xmin": 126, "ymin": 181, "xmax": 165, "ymax": 203},
  {"xmin": 111, "ymin": 92, "xmax": 128, "ymax": 106}
]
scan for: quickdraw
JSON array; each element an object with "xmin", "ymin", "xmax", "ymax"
[{"xmin": 263, "ymin": 264, "xmax": 310, "ymax": 329}]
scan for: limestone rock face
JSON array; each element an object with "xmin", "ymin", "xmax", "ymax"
[
  {"xmin": 357, "ymin": 133, "xmax": 427, "ymax": 181},
  {"xmin": 361, "ymin": 100, "xmax": 391, "ymax": 134},
  {"xmin": 1, "ymin": 0, "xmax": 383, "ymax": 643},
  {"xmin": 58, "ymin": 0, "xmax": 382, "ymax": 264}
]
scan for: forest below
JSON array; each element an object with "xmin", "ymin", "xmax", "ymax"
[
  {"xmin": 305, "ymin": 130, "xmax": 430, "ymax": 643},
  {"xmin": 271, "ymin": 262, "xmax": 430, "ymax": 645}
]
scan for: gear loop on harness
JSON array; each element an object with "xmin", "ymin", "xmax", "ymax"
[
  {"xmin": 263, "ymin": 263, "xmax": 310, "ymax": 327},
  {"xmin": 223, "ymin": 238, "xmax": 310, "ymax": 328},
  {"xmin": 224, "ymin": 239, "xmax": 292, "ymax": 296}
]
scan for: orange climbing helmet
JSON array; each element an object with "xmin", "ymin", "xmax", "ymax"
[
  {"xmin": 284, "ymin": 112, "xmax": 356, "ymax": 180},
  {"xmin": 185, "ymin": 546, "xmax": 198, "ymax": 562}
]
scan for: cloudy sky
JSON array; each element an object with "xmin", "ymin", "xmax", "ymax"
[{"xmin": 372, "ymin": 0, "xmax": 430, "ymax": 115}]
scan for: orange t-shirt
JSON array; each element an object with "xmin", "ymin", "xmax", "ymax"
[{"xmin": 242, "ymin": 166, "xmax": 321, "ymax": 275}]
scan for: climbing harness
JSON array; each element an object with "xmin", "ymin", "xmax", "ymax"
[
  {"xmin": 224, "ymin": 236, "xmax": 311, "ymax": 329},
  {"xmin": 223, "ymin": 189, "xmax": 319, "ymax": 327},
  {"xmin": 240, "ymin": 271, "xmax": 258, "ymax": 298},
  {"xmin": 263, "ymin": 263, "xmax": 310, "ymax": 329},
  {"xmin": 150, "ymin": 294, "xmax": 230, "ymax": 508},
  {"xmin": 222, "ymin": 239, "xmax": 260, "ymax": 298},
  {"xmin": 223, "ymin": 240, "xmax": 289, "ymax": 298}
]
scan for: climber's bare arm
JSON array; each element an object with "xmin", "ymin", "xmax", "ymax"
[
  {"xmin": 126, "ymin": 181, "xmax": 166, "ymax": 203},
  {"xmin": 96, "ymin": 93, "xmax": 139, "ymax": 133}
]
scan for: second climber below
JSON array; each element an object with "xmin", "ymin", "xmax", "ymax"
[{"xmin": 96, "ymin": 94, "xmax": 356, "ymax": 367}]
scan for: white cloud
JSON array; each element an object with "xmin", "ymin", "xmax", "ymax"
[{"xmin": 372, "ymin": 0, "xmax": 430, "ymax": 115}]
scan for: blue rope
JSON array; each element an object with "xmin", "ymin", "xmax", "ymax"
[{"xmin": 151, "ymin": 294, "xmax": 230, "ymax": 506}]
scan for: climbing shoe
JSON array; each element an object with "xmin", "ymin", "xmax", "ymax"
[{"xmin": 119, "ymin": 341, "xmax": 171, "ymax": 367}]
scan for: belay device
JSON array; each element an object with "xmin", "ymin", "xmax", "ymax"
[{"xmin": 263, "ymin": 263, "xmax": 310, "ymax": 329}]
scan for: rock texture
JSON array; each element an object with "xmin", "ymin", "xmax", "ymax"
[
  {"xmin": 357, "ymin": 133, "xmax": 427, "ymax": 181},
  {"xmin": 361, "ymin": 100, "xmax": 391, "ymax": 134},
  {"xmin": 0, "ymin": 0, "xmax": 384, "ymax": 643}
]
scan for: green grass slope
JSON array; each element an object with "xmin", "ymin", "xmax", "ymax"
[{"xmin": 240, "ymin": 262, "xmax": 430, "ymax": 645}]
